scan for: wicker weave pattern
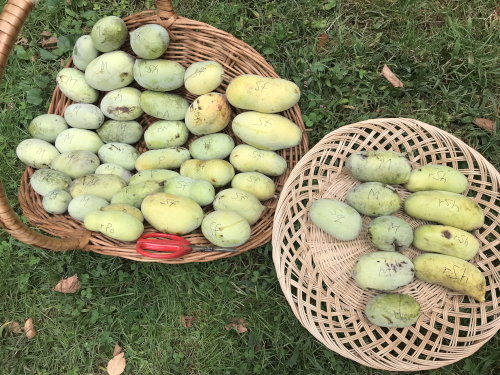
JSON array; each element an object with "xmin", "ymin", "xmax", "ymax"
[
  {"xmin": 12, "ymin": 7, "xmax": 308, "ymax": 263},
  {"xmin": 272, "ymin": 118, "xmax": 500, "ymax": 371}
]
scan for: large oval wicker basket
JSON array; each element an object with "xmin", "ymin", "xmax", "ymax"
[
  {"xmin": 0, "ymin": 0, "xmax": 308, "ymax": 263},
  {"xmin": 272, "ymin": 118, "xmax": 500, "ymax": 371}
]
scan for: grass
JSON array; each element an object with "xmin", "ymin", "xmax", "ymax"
[{"xmin": 1, "ymin": 0, "xmax": 500, "ymax": 373}]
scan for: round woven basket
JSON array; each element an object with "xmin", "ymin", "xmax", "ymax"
[
  {"xmin": 272, "ymin": 118, "xmax": 500, "ymax": 371},
  {"xmin": 0, "ymin": 0, "xmax": 308, "ymax": 263}
]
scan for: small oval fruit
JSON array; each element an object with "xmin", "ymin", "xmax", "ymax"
[
  {"xmin": 85, "ymin": 51, "xmax": 135, "ymax": 91},
  {"xmin": 30, "ymin": 169, "xmax": 72, "ymax": 196},
  {"xmin": 163, "ymin": 176, "xmax": 215, "ymax": 206},
  {"xmin": 16, "ymin": 138, "xmax": 60, "ymax": 169},
  {"xmin": 98, "ymin": 142, "xmax": 140, "ymax": 171},
  {"xmin": 133, "ymin": 59, "xmax": 185, "ymax": 91},
  {"xmin": 100, "ymin": 204, "xmax": 144, "ymax": 222},
  {"xmin": 184, "ymin": 60, "xmax": 224, "ymax": 95},
  {"xmin": 226, "ymin": 74, "xmax": 300, "ymax": 113},
  {"xmin": 367, "ymin": 216, "xmax": 413, "ymax": 251},
  {"xmin": 72, "ymin": 35, "xmax": 100, "ymax": 71},
  {"xmin": 231, "ymin": 172, "xmax": 275, "ymax": 201},
  {"xmin": 365, "ymin": 294, "xmax": 420, "ymax": 328},
  {"xmin": 201, "ymin": 210, "xmax": 251, "ymax": 247},
  {"xmin": 56, "ymin": 68, "xmax": 99, "ymax": 103},
  {"xmin": 229, "ymin": 144, "xmax": 287, "ymax": 177},
  {"xmin": 189, "ymin": 133, "xmax": 235, "ymax": 160},
  {"xmin": 94, "ymin": 163, "xmax": 132, "ymax": 182},
  {"xmin": 111, "ymin": 180, "xmax": 162, "ymax": 208},
  {"xmin": 413, "ymin": 225, "xmax": 480, "ymax": 260},
  {"xmin": 128, "ymin": 169, "xmax": 179, "ymax": 185},
  {"xmin": 405, "ymin": 164, "xmax": 468, "ymax": 193},
  {"xmin": 63, "ymin": 103, "xmax": 104, "ymax": 130},
  {"xmin": 135, "ymin": 147, "xmax": 191, "ymax": 171},
  {"xmin": 144, "ymin": 121, "xmax": 189, "ymax": 149},
  {"xmin": 90, "ymin": 15, "xmax": 128, "ymax": 52},
  {"xmin": 403, "ymin": 190, "xmax": 484, "ymax": 231},
  {"xmin": 50, "ymin": 150, "xmax": 100, "ymax": 179},
  {"xmin": 346, "ymin": 182, "xmax": 401, "ymax": 216},
  {"xmin": 55, "ymin": 128, "xmax": 104, "ymax": 154},
  {"xmin": 68, "ymin": 194, "xmax": 109, "ymax": 221},
  {"xmin": 28, "ymin": 114, "xmax": 68, "ymax": 143},
  {"xmin": 309, "ymin": 198, "xmax": 362, "ymax": 241},
  {"xmin": 96, "ymin": 120, "xmax": 143, "ymax": 144},
  {"xmin": 184, "ymin": 93, "xmax": 231, "ymax": 135},
  {"xmin": 140, "ymin": 91, "xmax": 190, "ymax": 121},
  {"xmin": 42, "ymin": 189, "xmax": 72, "ymax": 214},
  {"xmin": 213, "ymin": 188, "xmax": 265, "ymax": 225},
  {"xmin": 352, "ymin": 251, "xmax": 415, "ymax": 291},
  {"xmin": 130, "ymin": 24, "xmax": 170, "ymax": 59},
  {"xmin": 100, "ymin": 87, "xmax": 143, "ymax": 121},
  {"xmin": 69, "ymin": 174, "xmax": 127, "ymax": 201},
  {"xmin": 345, "ymin": 151, "xmax": 411, "ymax": 184},
  {"xmin": 180, "ymin": 159, "xmax": 235, "ymax": 188},
  {"xmin": 84, "ymin": 210, "xmax": 144, "ymax": 241}
]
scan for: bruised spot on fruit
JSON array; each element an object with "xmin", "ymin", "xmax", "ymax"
[
  {"xmin": 442, "ymin": 230, "xmax": 452, "ymax": 239},
  {"xmin": 382, "ymin": 315, "xmax": 393, "ymax": 324},
  {"xmin": 108, "ymin": 106, "xmax": 132, "ymax": 114}
]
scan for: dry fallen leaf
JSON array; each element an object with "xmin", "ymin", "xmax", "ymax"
[
  {"xmin": 52, "ymin": 274, "xmax": 81, "ymax": 293},
  {"xmin": 494, "ymin": 3, "xmax": 500, "ymax": 19},
  {"xmin": 317, "ymin": 33, "xmax": 328, "ymax": 52},
  {"xmin": 113, "ymin": 342, "xmax": 122, "ymax": 357},
  {"xmin": 381, "ymin": 64, "xmax": 404, "ymax": 88},
  {"xmin": 473, "ymin": 118, "xmax": 496, "ymax": 133},
  {"xmin": 41, "ymin": 36, "xmax": 58, "ymax": 48},
  {"xmin": 225, "ymin": 318, "xmax": 248, "ymax": 333},
  {"xmin": 107, "ymin": 352, "xmax": 126, "ymax": 375},
  {"xmin": 23, "ymin": 317, "xmax": 36, "ymax": 339},
  {"xmin": 10, "ymin": 322, "xmax": 22, "ymax": 333},
  {"xmin": 41, "ymin": 31, "xmax": 51, "ymax": 37},
  {"xmin": 180, "ymin": 315, "xmax": 195, "ymax": 328},
  {"xmin": 30, "ymin": 55, "xmax": 37, "ymax": 62},
  {"xmin": 16, "ymin": 36, "xmax": 28, "ymax": 45}
]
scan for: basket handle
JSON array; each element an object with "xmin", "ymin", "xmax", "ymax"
[
  {"xmin": 155, "ymin": 0, "xmax": 178, "ymax": 28},
  {"xmin": 0, "ymin": 0, "xmax": 91, "ymax": 251}
]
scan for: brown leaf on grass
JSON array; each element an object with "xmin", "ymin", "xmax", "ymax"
[
  {"xmin": 60, "ymin": 59, "xmax": 66, "ymax": 67},
  {"xmin": 107, "ymin": 352, "xmax": 126, "ymax": 375},
  {"xmin": 52, "ymin": 274, "xmax": 81, "ymax": 293},
  {"xmin": 113, "ymin": 342, "xmax": 122, "ymax": 357},
  {"xmin": 494, "ymin": 3, "xmax": 500, "ymax": 19},
  {"xmin": 180, "ymin": 315, "xmax": 195, "ymax": 328},
  {"xmin": 41, "ymin": 36, "xmax": 58, "ymax": 48},
  {"xmin": 66, "ymin": 0, "xmax": 72, "ymax": 4},
  {"xmin": 16, "ymin": 36, "xmax": 28, "ymax": 45},
  {"xmin": 23, "ymin": 317, "xmax": 36, "ymax": 339},
  {"xmin": 381, "ymin": 64, "xmax": 404, "ymax": 88},
  {"xmin": 473, "ymin": 118, "xmax": 496, "ymax": 133},
  {"xmin": 317, "ymin": 33, "xmax": 328, "ymax": 52},
  {"xmin": 10, "ymin": 322, "xmax": 22, "ymax": 333},
  {"xmin": 41, "ymin": 31, "xmax": 52, "ymax": 37},
  {"xmin": 225, "ymin": 318, "xmax": 248, "ymax": 333}
]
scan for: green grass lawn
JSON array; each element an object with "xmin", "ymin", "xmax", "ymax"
[{"xmin": 1, "ymin": 0, "xmax": 500, "ymax": 374}]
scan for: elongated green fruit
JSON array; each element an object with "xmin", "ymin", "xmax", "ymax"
[
  {"xmin": 365, "ymin": 294, "xmax": 420, "ymax": 328},
  {"xmin": 345, "ymin": 150, "xmax": 411, "ymax": 184},
  {"xmin": 405, "ymin": 164, "xmax": 468, "ymax": 193}
]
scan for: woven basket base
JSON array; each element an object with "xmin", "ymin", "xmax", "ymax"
[{"xmin": 272, "ymin": 118, "xmax": 500, "ymax": 371}]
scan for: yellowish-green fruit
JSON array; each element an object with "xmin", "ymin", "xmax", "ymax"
[
  {"xmin": 231, "ymin": 172, "xmax": 275, "ymax": 201},
  {"xmin": 140, "ymin": 91, "xmax": 189, "ymax": 120},
  {"xmin": 16, "ymin": 138, "xmax": 60, "ymax": 169},
  {"xmin": 128, "ymin": 169, "xmax": 179, "ymax": 185},
  {"xmin": 365, "ymin": 294, "xmax": 420, "ymax": 328},
  {"xmin": 56, "ymin": 68, "xmax": 99, "ymax": 103},
  {"xmin": 345, "ymin": 151, "xmax": 411, "ymax": 184},
  {"xmin": 141, "ymin": 193, "xmax": 204, "ymax": 235},
  {"xmin": 346, "ymin": 182, "xmax": 401, "ymax": 216},
  {"xmin": 130, "ymin": 24, "xmax": 169, "ymax": 59},
  {"xmin": 309, "ymin": 198, "xmax": 362, "ymax": 241},
  {"xmin": 184, "ymin": 93, "xmax": 231, "ymax": 135},
  {"xmin": 135, "ymin": 147, "xmax": 191, "ymax": 171},
  {"xmin": 189, "ymin": 133, "xmax": 235, "ymax": 160},
  {"xmin": 144, "ymin": 121, "xmax": 189, "ymax": 149},
  {"xmin": 101, "ymin": 204, "xmax": 144, "ymax": 222},
  {"xmin": 50, "ymin": 150, "xmax": 100, "ymax": 179},
  {"xmin": 63, "ymin": 104, "xmax": 104, "ymax": 130},
  {"xmin": 69, "ymin": 174, "xmax": 127, "ymax": 201},
  {"xmin": 30, "ymin": 169, "xmax": 72, "ymax": 196},
  {"xmin": 163, "ymin": 176, "xmax": 215, "ymax": 206},
  {"xmin": 90, "ymin": 16, "xmax": 127, "ymax": 52},
  {"xmin": 352, "ymin": 251, "xmax": 415, "ymax": 291},
  {"xmin": 96, "ymin": 120, "xmax": 143, "ymax": 144},
  {"xmin": 55, "ymin": 128, "xmax": 104, "ymax": 154},
  {"xmin": 42, "ymin": 189, "xmax": 72, "ymax": 214},
  {"xmin": 72, "ymin": 35, "xmax": 99, "ymax": 71},
  {"xmin": 229, "ymin": 144, "xmax": 287, "ymax": 176},
  {"xmin": 213, "ymin": 188, "xmax": 265, "ymax": 225},
  {"xmin": 84, "ymin": 210, "xmax": 144, "ymax": 241},
  {"xmin": 226, "ymin": 74, "xmax": 300, "ymax": 113},
  {"xmin": 404, "ymin": 190, "xmax": 484, "ymax": 231},
  {"xmin": 111, "ymin": 180, "xmax": 162, "ymax": 208},
  {"xmin": 95, "ymin": 163, "xmax": 132, "ymax": 182},
  {"xmin": 405, "ymin": 164, "xmax": 468, "ymax": 193},
  {"xmin": 180, "ymin": 159, "xmax": 235, "ymax": 188},
  {"xmin": 100, "ymin": 87, "xmax": 143, "ymax": 121},
  {"xmin": 134, "ymin": 59, "xmax": 185, "ymax": 91},
  {"xmin": 232, "ymin": 111, "xmax": 302, "ymax": 151},
  {"xmin": 68, "ymin": 194, "xmax": 109, "ymax": 221},
  {"xmin": 85, "ymin": 51, "xmax": 135, "ymax": 91},
  {"xmin": 98, "ymin": 142, "xmax": 140, "ymax": 171},
  {"xmin": 28, "ymin": 114, "xmax": 68, "ymax": 143},
  {"xmin": 184, "ymin": 60, "xmax": 224, "ymax": 95},
  {"xmin": 414, "ymin": 253, "xmax": 486, "ymax": 302},
  {"xmin": 201, "ymin": 210, "xmax": 251, "ymax": 247},
  {"xmin": 367, "ymin": 216, "xmax": 413, "ymax": 251},
  {"xmin": 413, "ymin": 225, "xmax": 479, "ymax": 260}
]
